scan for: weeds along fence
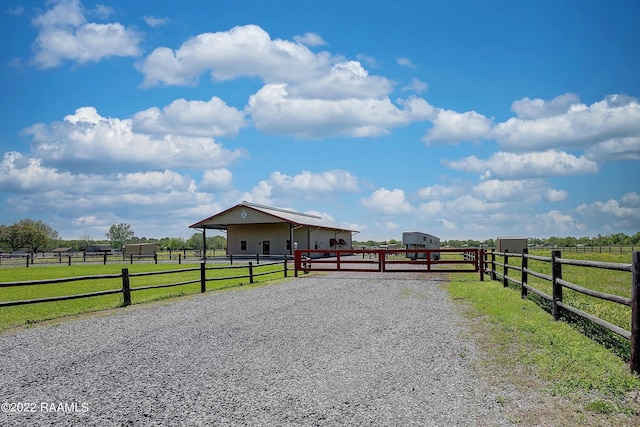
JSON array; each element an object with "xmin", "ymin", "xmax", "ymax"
[
  {"xmin": 484, "ymin": 249, "xmax": 640, "ymax": 374},
  {"xmin": 0, "ymin": 260, "xmax": 289, "ymax": 309}
]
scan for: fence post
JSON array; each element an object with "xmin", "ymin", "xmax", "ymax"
[
  {"xmin": 179, "ymin": 253, "xmax": 182, "ymax": 265},
  {"xmin": 130, "ymin": 254, "xmax": 133, "ymax": 264},
  {"xmin": 230, "ymin": 254, "xmax": 233, "ymax": 265},
  {"xmin": 200, "ymin": 262, "xmax": 206, "ymax": 293},
  {"xmin": 503, "ymin": 250, "xmax": 509, "ymax": 287},
  {"xmin": 249, "ymin": 262, "xmax": 254, "ymax": 284},
  {"xmin": 103, "ymin": 253, "xmax": 107, "ymax": 265},
  {"xmin": 379, "ymin": 250, "xmax": 385, "ymax": 272},
  {"xmin": 491, "ymin": 250, "xmax": 496, "ymax": 280},
  {"xmin": 284, "ymin": 256, "xmax": 288, "ymax": 278},
  {"xmin": 26, "ymin": 256, "xmax": 29, "ymax": 268},
  {"xmin": 68, "ymin": 255, "xmax": 71, "ymax": 266},
  {"xmin": 521, "ymin": 248, "xmax": 528, "ymax": 298},
  {"xmin": 478, "ymin": 249, "xmax": 484, "ymax": 281},
  {"xmin": 256, "ymin": 253, "xmax": 260, "ymax": 264},
  {"xmin": 552, "ymin": 250, "xmax": 563, "ymax": 320},
  {"xmin": 154, "ymin": 253, "xmax": 158, "ymax": 264},
  {"xmin": 122, "ymin": 268, "xmax": 131, "ymax": 307},
  {"xmin": 630, "ymin": 251, "xmax": 640, "ymax": 374}
]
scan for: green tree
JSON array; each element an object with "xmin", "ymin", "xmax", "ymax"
[
  {"xmin": 105, "ymin": 223, "xmax": 135, "ymax": 250},
  {"xmin": 0, "ymin": 224, "xmax": 25, "ymax": 251},
  {"xmin": 21, "ymin": 219, "xmax": 59, "ymax": 252}
]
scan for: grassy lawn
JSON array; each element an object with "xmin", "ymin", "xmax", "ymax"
[
  {"xmin": 448, "ymin": 269, "xmax": 640, "ymax": 426},
  {"xmin": 0, "ymin": 262, "xmax": 286, "ymax": 331}
]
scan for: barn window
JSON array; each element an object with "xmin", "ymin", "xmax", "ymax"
[
  {"xmin": 330, "ymin": 238, "xmax": 338, "ymax": 247},
  {"xmin": 240, "ymin": 241, "xmax": 247, "ymax": 251}
]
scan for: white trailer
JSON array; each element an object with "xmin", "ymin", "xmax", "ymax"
[{"xmin": 402, "ymin": 232, "xmax": 440, "ymax": 260}]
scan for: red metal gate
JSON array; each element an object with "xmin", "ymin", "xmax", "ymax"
[{"xmin": 294, "ymin": 248, "xmax": 484, "ymax": 279}]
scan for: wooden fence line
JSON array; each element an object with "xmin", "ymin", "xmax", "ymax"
[
  {"xmin": 0, "ymin": 260, "xmax": 288, "ymax": 309},
  {"xmin": 0, "ymin": 251, "xmax": 277, "ymax": 268},
  {"xmin": 484, "ymin": 249, "xmax": 640, "ymax": 374}
]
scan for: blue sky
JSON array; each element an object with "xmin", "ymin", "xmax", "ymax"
[{"xmin": 1, "ymin": 0, "xmax": 639, "ymax": 242}]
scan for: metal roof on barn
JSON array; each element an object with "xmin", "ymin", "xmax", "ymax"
[{"xmin": 189, "ymin": 201, "xmax": 356, "ymax": 233}]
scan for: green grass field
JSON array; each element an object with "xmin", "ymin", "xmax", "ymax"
[
  {"xmin": 448, "ymin": 274, "xmax": 640, "ymax": 425},
  {"xmin": 0, "ymin": 262, "xmax": 286, "ymax": 331},
  {"xmin": 487, "ymin": 251, "xmax": 634, "ymax": 333}
]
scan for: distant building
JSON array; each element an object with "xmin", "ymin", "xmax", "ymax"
[
  {"xmin": 85, "ymin": 244, "xmax": 112, "ymax": 253},
  {"xmin": 125, "ymin": 243, "xmax": 158, "ymax": 256},
  {"xmin": 189, "ymin": 201, "xmax": 357, "ymax": 258}
]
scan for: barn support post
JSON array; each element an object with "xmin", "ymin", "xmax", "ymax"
[
  {"xmin": 202, "ymin": 229, "xmax": 207, "ymax": 264},
  {"xmin": 630, "ymin": 251, "xmax": 640, "ymax": 374},
  {"xmin": 552, "ymin": 250, "xmax": 563, "ymax": 320},
  {"xmin": 122, "ymin": 268, "xmax": 131, "ymax": 307},
  {"xmin": 503, "ymin": 250, "xmax": 509, "ymax": 287},
  {"xmin": 521, "ymin": 248, "xmax": 528, "ymax": 298}
]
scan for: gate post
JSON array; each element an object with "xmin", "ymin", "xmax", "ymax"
[{"xmin": 478, "ymin": 249, "xmax": 484, "ymax": 281}]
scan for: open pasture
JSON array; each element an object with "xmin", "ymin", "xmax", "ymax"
[{"xmin": 0, "ymin": 262, "xmax": 285, "ymax": 330}]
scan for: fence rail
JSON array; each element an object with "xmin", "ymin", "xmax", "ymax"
[
  {"xmin": 484, "ymin": 249, "xmax": 640, "ymax": 374},
  {"xmin": 0, "ymin": 260, "xmax": 289, "ymax": 309},
  {"xmin": 0, "ymin": 251, "xmax": 281, "ymax": 268}
]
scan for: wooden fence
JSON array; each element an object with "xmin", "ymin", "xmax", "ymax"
[
  {"xmin": 484, "ymin": 249, "xmax": 640, "ymax": 374},
  {"xmin": 0, "ymin": 260, "xmax": 289, "ymax": 309},
  {"xmin": 0, "ymin": 251, "xmax": 275, "ymax": 268}
]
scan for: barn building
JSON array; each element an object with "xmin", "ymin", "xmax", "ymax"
[{"xmin": 189, "ymin": 201, "xmax": 356, "ymax": 258}]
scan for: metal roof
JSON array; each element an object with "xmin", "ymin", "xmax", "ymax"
[{"xmin": 189, "ymin": 201, "xmax": 357, "ymax": 232}]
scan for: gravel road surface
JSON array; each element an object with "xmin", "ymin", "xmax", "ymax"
[{"xmin": 1, "ymin": 272, "xmax": 516, "ymax": 426}]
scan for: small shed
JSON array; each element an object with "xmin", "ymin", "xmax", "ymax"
[
  {"xmin": 125, "ymin": 243, "xmax": 158, "ymax": 256},
  {"xmin": 496, "ymin": 237, "xmax": 528, "ymax": 254}
]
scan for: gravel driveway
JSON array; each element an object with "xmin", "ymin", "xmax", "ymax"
[{"xmin": 1, "ymin": 272, "xmax": 515, "ymax": 426}]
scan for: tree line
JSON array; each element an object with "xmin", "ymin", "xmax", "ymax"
[
  {"xmin": 0, "ymin": 220, "xmax": 226, "ymax": 253},
  {"xmin": 2, "ymin": 218, "xmax": 639, "ymax": 254},
  {"xmin": 355, "ymin": 232, "xmax": 640, "ymax": 249}
]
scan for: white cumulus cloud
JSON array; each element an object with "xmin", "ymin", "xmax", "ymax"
[
  {"xmin": 23, "ymin": 107, "xmax": 246, "ymax": 172},
  {"xmin": 132, "ymin": 97, "xmax": 246, "ymax": 138},
  {"xmin": 31, "ymin": 0, "xmax": 141, "ymax": 68},
  {"xmin": 444, "ymin": 150, "xmax": 598, "ymax": 179},
  {"xmin": 493, "ymin": 94, "xmax": 640, "ymax": 152},
  {"xmin": 361, "ymin": 188, "xmax": 414, "ymax": 214}
]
